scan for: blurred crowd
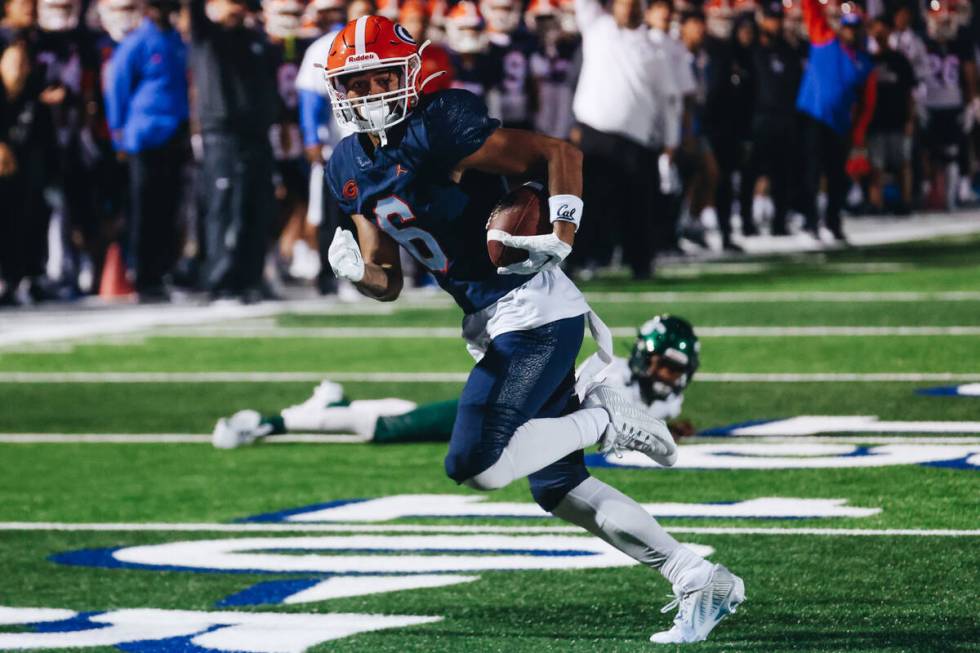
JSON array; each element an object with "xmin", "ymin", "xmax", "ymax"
[{"xmin": 1, "ymin": 0, "xmax": 978, "ymax": 303}]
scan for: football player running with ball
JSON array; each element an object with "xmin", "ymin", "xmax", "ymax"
[{"xmin": 317, "ymin": 15, "xmax": 743, "ymax": 644}]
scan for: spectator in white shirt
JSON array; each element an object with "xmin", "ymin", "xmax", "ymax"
[{"xmin": 569, "ymin": 0, "xmax": 673, "ymax": 279}]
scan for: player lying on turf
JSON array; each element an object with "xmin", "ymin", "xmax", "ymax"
[
  {"xmin": 213, "ymin": 315, "xmax": 703, "ymax": 446},
  {"xmin": 271, "ymin": 15, "xmax": 742, "ymax": 643}
]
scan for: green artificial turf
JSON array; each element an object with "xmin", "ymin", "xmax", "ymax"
[
  {"xmin": 2, "ymin": 333, "xmax": 979, "ymax": 373},
  {"xmin": 1, "ymin": 235, "xmax": 978, "ymax": 652},
  {"xmin": 278, "ymin": 299, "xmax": 980, "ymax": 328}
]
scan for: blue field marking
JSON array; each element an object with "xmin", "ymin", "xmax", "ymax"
[
  {"xmin": 51, "ymin": 545, "xmax": 602, "ymax": 576},
  {"xmin": 583, "ymin": 451, "xmax": 980, "ymax": 471},
  {"xmin": 28, "ymin": 613, "xmax": 229, "ymax": 653},
  {"xmin": 118, "ymin": 629, "xmax": 226, "ymax": 653},
  {"xmin": 217, "ymin": 578, "xmax": 323, "ymax": 606},
  {"xmin": 29, "ymin": 612, "xmax": 227, "ymax": 653},
  {"xmin": 32, "ymin": 612, "xmax": 108, "ymax": 634},
  {"xmin": 697, "ymin": 418, "xmax": 780, "ymax": 437},
  {"xmin": 920, "ymin": 456, "xmax": 980, "ymax": 470},
  {"xmin": 236, "ymin": 498, "xmax": 369, "ymax": 523},
  {"xmin": 49, "ymin": 547, "xmax": 305, "ymax": 576},
  {"xmin": 916, "ymin": 385, "xmax": 980, "ymax": 397}
]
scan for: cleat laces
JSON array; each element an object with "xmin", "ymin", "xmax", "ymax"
[
  {"xmin": 617, "ymin": 424, "xmax": 664, "ymax": 459},
  {"xmin": 659, "ymin": 580, "xmax": 710, "ymax": 627}
]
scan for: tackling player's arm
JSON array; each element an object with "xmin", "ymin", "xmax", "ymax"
[
  {"xmin": 348, "ymin": 215, "xmax": 404, "ymax": 302},
  {"xmin": 456, "ymin": 128, "xmax": 583, "ymax": 246}
]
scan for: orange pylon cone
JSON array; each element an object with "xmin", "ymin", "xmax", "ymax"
[{"xmin": 99, "ymin": 242, "xmax": 136, "ymax": 300}]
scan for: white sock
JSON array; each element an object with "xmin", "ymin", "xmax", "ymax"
[
  {"xmin": 552, "ymin": 477, "xmax": 710, "ymax": 585},
  {"xmin": 661, "ymin": 545, "xmax": 713, "ymax": 588},
  {"xmin": 465, "ymin": 407, "xmax": 609, "ymax": 491},
  {"xmin": 282, "ymin": 399, "xmax": 416, "ymax": 437}
]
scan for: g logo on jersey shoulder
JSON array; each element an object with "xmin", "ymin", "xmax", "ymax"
[{"xmin": 394, "ymin": 24, "xmax": 416, "ymax": 45}]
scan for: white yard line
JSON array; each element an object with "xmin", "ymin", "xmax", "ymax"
[
  {"xmin": 3, "ymin": 434, "xmax": 979, "ymax": 445},
  {"xmin": 584, "ymin": 290, "xmax": 980, "ymax": 303},
  {"xmin": 661, "ymin": 527, "xmax": 980, "ymax": 537},
  {"xmin": 708, "ymin": 436, "xmax": 980, "ymax": 445},
  {"xmin": 0, "ymin": 303, "xmax": 289, "ymax": 349},
  {"xmin": 0, "ymin": 372, "xmax": 471, "ymax": 383},
  {"xmin": 1, "ymin": 371, "xmax": 979, "ymax": 383},
  {"xmin": 0, "ymin": 434, "xmax": 364, "ymax": 444},
  {"xmin": 694, "ymin": 326, "xmax": 980, "ymax": 336},
  {"xmin": 150, "ymin": 325, "xmax": 980, "ymax": 338},
  {"xmin": 157, "ymin": 326, "xmax": 466, "ymax": 338},
  {"xmin": 653, "ymin": 262, "xmax": 911, "ymax": 277},
  {"xmin": 696, "ymin": 373, "xmax": 980, "ymax": 382},
  {"xmin": 0, "ymin": 522, "xmax": 974, "ymax": 537},
  {"xmin": 3, "ymin": 290, "xmax": 980, "ymax": 350}
]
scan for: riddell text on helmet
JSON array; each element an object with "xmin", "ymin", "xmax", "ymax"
[{"xmin": 346, "ymin": 53, "xmax": 380, "ymax": 64}]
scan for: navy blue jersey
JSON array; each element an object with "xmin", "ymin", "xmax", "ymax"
[{"xmin": 326, "ymin": 89, "xmax": 535, "ymax": 314}]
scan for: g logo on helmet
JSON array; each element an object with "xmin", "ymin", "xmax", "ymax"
[{"xmin": 394, "ymin": 23, "xmax": 417, "ymax": 44}]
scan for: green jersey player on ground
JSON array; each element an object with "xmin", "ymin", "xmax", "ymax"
[{"xmin": 212, "ymin": 315, "xmax": 701, "ymax": 448}]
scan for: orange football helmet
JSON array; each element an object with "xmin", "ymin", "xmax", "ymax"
[{"xmin": 324, "ymin": 15, "xmax": 444, "ymax": 138}]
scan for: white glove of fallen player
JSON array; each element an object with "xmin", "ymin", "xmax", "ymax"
[
  {"xmin": 490, "ymin": 230, "xmax": 572, "ymax": 275},
  {"xmin": 328, "ymin": 227, "xmax": 365, "ymax": 282}
]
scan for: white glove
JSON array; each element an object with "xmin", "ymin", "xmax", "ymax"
[
  {"xmin": 489, "ymin": 230, "xmax": 572, "ymax": 275},
  {"xmin": 327, "ymin": 227, "xmax": 365, "ymax": 282}
]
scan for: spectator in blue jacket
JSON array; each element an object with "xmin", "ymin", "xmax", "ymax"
[
  {"xmin": 796, "ymin": 0, "xmax": 876, "ymax": 242},
  {"xmin": 104, "ymin": 0, "xmax": 188, "ymax": 300}
]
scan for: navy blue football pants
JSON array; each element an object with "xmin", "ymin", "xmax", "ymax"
[{"xmin": 444, "ymin": 314, "xmax": 591, "ymax": 511}]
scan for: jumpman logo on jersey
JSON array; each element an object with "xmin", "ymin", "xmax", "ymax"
[{"xmin": 395, "ymin": 164, "xmax": 409, "ymax": 177}]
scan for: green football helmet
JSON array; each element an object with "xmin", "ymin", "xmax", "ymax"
[{"xmin": 628, "ymin": 315, "xmax": 700, "ymax": 404}]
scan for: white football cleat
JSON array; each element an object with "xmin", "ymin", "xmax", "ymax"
[
  {"xmin": 583, "ymin": 384, "xmax": 677, "ymax": 467},
  {"xmin": 308, "ymin": 379, "xmax": 345, "ymax": 407},
  {"xmin": 279, "ymin": 379, "xmax": 346, "ymax": 420},
  {"xmin": 650, "ymin": 564, "xmax": 745, "ymax": 644},
  {"xmin": 212, "ymin": 410, "xmax": 274, "ymax": 449}
]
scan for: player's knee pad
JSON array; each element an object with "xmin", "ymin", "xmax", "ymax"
[
  {"xmin": 444, "ymin": 402, "xmax": 526, "ymax": 483},
  {"xmin": 529, "ymin": 467, "xmax": 591, "ymax": 512},
  {"xmin": 462, "ymin": 461, "xmax": 514, "ymax": 492}
]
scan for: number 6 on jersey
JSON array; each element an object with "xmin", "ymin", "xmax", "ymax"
[{"xmin": 374, "ymin": 195, "xmax": 449, "ymax": 273}]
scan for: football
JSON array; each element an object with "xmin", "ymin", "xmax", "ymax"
[{"xmin": 486, "ymin": 182, "xmax": 551, "ymax": 267}]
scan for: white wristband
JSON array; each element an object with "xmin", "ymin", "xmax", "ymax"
[{"xmin": 549, "ymin": 194, "xmax": 583, "ymax": 231}]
